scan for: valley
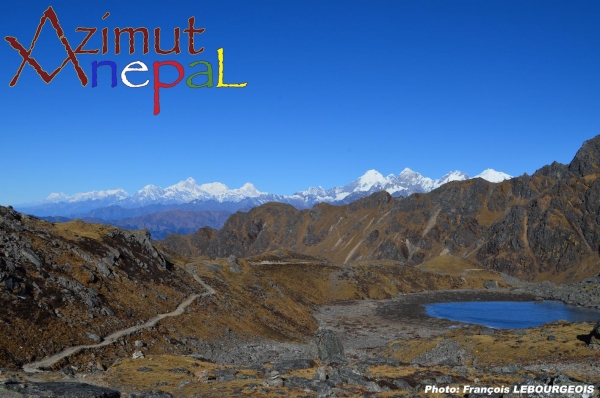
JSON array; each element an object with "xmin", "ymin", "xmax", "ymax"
[{"xmin": 1, "ymin": 136, "xmax": 600, "ymax": 397}]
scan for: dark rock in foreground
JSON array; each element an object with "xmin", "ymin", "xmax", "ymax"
[
  {"xmin": 1, "ymin": 381, "xmax": 121, "ymax": 398},
  {"xmin": 588, "ymin": 320, "xmax": 600, "ymax": 350}
]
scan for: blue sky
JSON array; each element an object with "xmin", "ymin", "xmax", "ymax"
[{"xmin": 1, "ymin": 0, "xmax": 599, "ymax": 205}]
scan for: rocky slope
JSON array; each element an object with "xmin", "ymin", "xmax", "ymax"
[
  {"xmin": 162, "ymin": 135, "xmax": 600, "ymax": 283},
  {"xmin": 0, "ymin": 206, "xmax": 204, "ymax": 368}
]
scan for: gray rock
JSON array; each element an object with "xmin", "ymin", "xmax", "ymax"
[
  {"xmin": 229, "ymin": 262, "xmax": 242, "ymax": 273},
  {"xmin": 227, "ymin": 255, "xmax": 242, "ymax": 273},
  {"xmin": 393, "ymin": 379, "xmax": 412, "ymax": 390},
  {"xmin": 436, "ymin": 375, "xmax": 454, "ymax": 384},
  {"xmin": 3, "ymin": 381, "xmax": 120, "ymax": 397},
  {"xmin": 95, "ymin": 260, "xmax": 111, "ymax": 277},
  {"xmin": 310, "ymin": 328, "xmax": 345, "ymax": 364},
  {"xmin": 316, "ymin": 382, "xmax": 333, "ymax": 398},
  {"xmin": 272, "ymin": 359, "xmax": 316, "ymax": 374},
  {"xmin": 167, "ymin": 368, "xmax": 190, "ymax": 375},
  {"xmin": 315, "ymin": 366, "xmax": 327, "ymax": 382},
  {"xmin": 132, "ymin": 350, "xmax": 144, "ymax": 359},
  {"xmin": 80, "ymin": 290, "xmax": 101, "ymax": 309},
  {"xmin": 214, "ymin": 369, "xmax": 237, "ymax": 382},
  {"xmin": 493, "ymin": 363, "xmax": 520, "ymax": 374},
  {"xmin": 20, "ymin": 248, "xmax": 41, "ymax": 267},
  {"xmin": 356, "ymin": 356, "xmax": 401, "ymax": 373},
  {"xmin": 281, "ymin": 377, "xmax": 315, "ymax": 390},
  {"xmin": 205, "ymin": 264, "xmax": 222, "ymax": 273},
  {"xmin": 588, "ymin": 320, "xmax": 600, "ymax": 350},
  {"xmin": 85, "ymin": 332, "xmax": 102, "ymax": 343},
  {"xmin": 264, "ymin": 370, "xmax": 284, "ymax": 387},
  {"xmin": 484, "ymin": 280, "xmax": 499, "ymax": 289},
  {"xmin": 411, "ymin": 339, "xmax": 470, "ymax": 366},
  {"xmin": 478, "ymin": 328, "xmax": 496, "ymax": 336},
  {"xmin": 137, "ymin": 367, "xmax": 153, "ymax": 372},
  {"xmin": 125, "ymin": 391, "xmax": 174, "ymax": 398},
  {"xmin": 328, "ymin": 366, "xmax": 368, "ymax": 386},
  {"xmin": 267, "ymin": 378, "xmax": 283, "ymax": 387},
  {"xmin": 101, "ymin": 307, "xmax": 114, "ymax": 316},
  {"xmin": 365, "ymin": 381, "xmax": 382, "ymax": 392}
]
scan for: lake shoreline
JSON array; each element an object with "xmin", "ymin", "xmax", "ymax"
[{"xmin": 377, "ymin": 288, "xmax": 538, "ymax": 323}]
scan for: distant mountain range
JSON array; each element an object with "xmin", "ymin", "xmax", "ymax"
[
  {"xmin": 17, "ymin": 168, "xmax": 512, "ymax": 220},
  {"xmin": 161, "ymin": 135, "xmax": 600, "ymax": 284}
]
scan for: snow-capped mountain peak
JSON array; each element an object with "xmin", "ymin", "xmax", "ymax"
[
  {"xmin": 30, "ymin": 166, "xmax": 513, "ymax": 215},
  {"xmin": 434, "ymin": 170, "xmax": 470, "ymax": 188},
  {"xmin": 134, "ymin": 184, "xmax": 165, "ymax": 202},
  {"xmin": 171, "ymin": 177, "xmax": 199, "ymax": 190},
  {"xmin": 356, "ymin": 169, "xmax": 387, "ymax": 189},
  {"xmin": 198, "ymin": 182, "xmax": 229, "ymax": 195},
  {"xmin": 45, "ymin": 192, "xmax": 70, "ymax": 203},
  {"xmin": 44, "ymin": 189, "xmax": 130, "ymax": 204},
  {"xmin": 237, "ymin": 182, "xmax": 264, "ymax": 197},
  {"xmin": 474, "ymin": 169, "xmax": 512, "ymax": 183},
  {"xmin": 399, "ymin": 167, "xmax": 418, "ymax": 176}
]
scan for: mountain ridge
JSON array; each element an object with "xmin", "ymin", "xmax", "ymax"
[
  {"xmin": 17, "ymin": 168, "xmax": 512, "ymax": 219},
  {"xmin": 161, "ymin": 135, "xmax": 600, "ymax": 284}
]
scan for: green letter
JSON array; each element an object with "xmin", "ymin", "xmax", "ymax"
[{"xmin": 186, "ymin": 61, "xmax": 213, "ymax": 88}]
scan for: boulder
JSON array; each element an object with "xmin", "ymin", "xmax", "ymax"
[
  {"xmin": 483, "ymin": 280, "xmax": 499, "ymax": 289},
  {"xmin": 227, "ymin": 255, "xmax": 242, "ymax": 273},
  {"xmin": 411, "ymin": 339, "xmax": 470, "ymax": 366},
  {"xmin": 20, "ymin": 248, "xmax": 42, "ymax": 267},
  {"xmin": 132, "ymin": 350, "xmax": 145, "ymax": 359},
  {"xmin": 263, "ymin": 370, "xmax": 283, "ymax": 387},
  {"xmin": 588, "ymin": 320, "xmax": 600, "ymax": 350},
  {"xmin": 272, "ymin": 359, "xmax": 316, "ymax": 374},
  {"xmin": 310, "ymin": 328, "xmax": 345, "ymax": 364},
  {"xmin": 85, "ymin": 332, "xmax": 102, "ymax": 343},
  {"xmin": 204, "ymin": 264, "xmax": 222, "ymax": 273}
]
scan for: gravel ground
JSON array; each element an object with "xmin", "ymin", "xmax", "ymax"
[{"xmin": 314, "ymin": 289, "xmax": 537, "ymax": 360}]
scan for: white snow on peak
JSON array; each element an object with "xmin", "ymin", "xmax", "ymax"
[
  {"xmin": 45, "ymin": 189, "xmax": 130, "ymax": 203},
  {"xmin": 45, "ymin": 192, "xmax": 70, "ymax": 202},
  {"xmin": 474, "ymin": 169, "xmax": 513, "ymax": 183},
  {"xmin": 356, "ymin": 169, "xmax": 387, "ymax": 190},
  {"xmin": 134, "ymin": 184, "xmax": 165, "ymax": 201},
  {"xmin": 128, "ymin": 178, "xmax": 268, "ymax": 204},
  {"xmin": 399, "ymin": 167, "xmax": 417, "ymax": 176},
  {"xmin": 237, "ymin": 182, "xmax": 263, "ymax": 197},
  {"xmin": 198, "ymin": 182, "xmax": 230, "ymax": 196},
  {"xmin": 35, "ymin": 167, "xmax": 513, "ymax": 209}
]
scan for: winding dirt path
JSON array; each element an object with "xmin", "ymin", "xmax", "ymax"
[{"xmin": 23, "ymin": 274, "xmax": 215, "ymax": 373}]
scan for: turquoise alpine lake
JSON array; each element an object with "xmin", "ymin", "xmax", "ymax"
[{"xmin": 424, "ymin": 301, "xmax": 600, "ymax": 329}]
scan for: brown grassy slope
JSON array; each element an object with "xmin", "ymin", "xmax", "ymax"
[
  {"xmin": 63, "ymin": 253, "xmax": 466, "ymax": 373},
  {"xmin": 161, "ymin": 136, "xmax": 600, "ymax": 283},
  {"xmin": 0, "ymin": 207, "xmax": 203, "ymax": 369}
]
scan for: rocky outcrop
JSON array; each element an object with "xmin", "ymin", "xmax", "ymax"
[
  {"xmin": 588, "ymin": 321, "xmax": 600, "ymax": 350},
  {"xmin": 411, "ymin": 339, "xmax": 471, "ymax": 366},
  {"xmin": 569, "ymin": 135, "xmax": 600, "ymax": 176},
  {"xmin": 0, "ymin": 206, "xmax": 200, "ymax": 369},
  {"xmin": 310, "ymin": 328, "xmax": 345, "ymax": 364},
  {"xmin": 0, "ymin": 381, "xmax": 120, "ymax": 397},
  {"xmin": 514, "ymin": 275, "xmax": 600, "ymax": 308}
]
